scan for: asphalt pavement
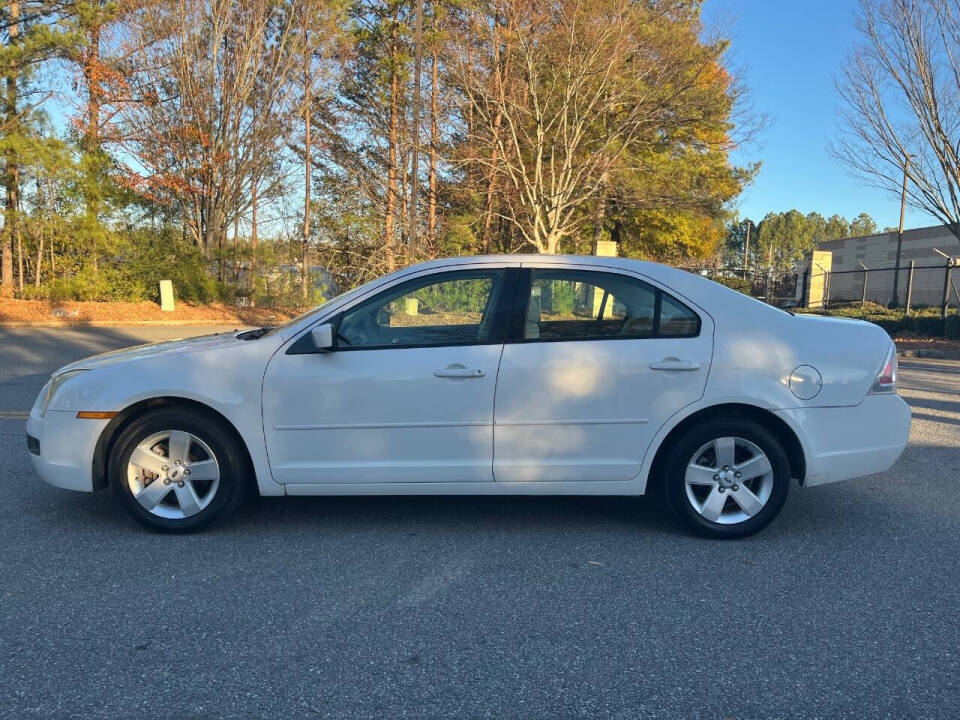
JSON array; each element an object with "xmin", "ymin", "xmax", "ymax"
[{"xmin": 0, "ymin": 326, "xmax": 958, "ymax": 719}]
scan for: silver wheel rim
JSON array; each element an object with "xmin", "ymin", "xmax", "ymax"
[
  {"xmin": 126, "ymin": 430, "xmax": 220, "ymax": 520},
  {"xmin": 684, "ymin": 436, "xmax": 774, "ymax": 525}
]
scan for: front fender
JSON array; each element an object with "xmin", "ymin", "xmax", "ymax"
[{"xmin": 48, "ymin": 340, "xmax": 284, "ymax": 497}]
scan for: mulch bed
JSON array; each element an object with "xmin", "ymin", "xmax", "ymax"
[
  {"xmin": 893, "ymin": 331, "xmax": 960, "ymax": 353},
  {"xmin": 0, "ymin": 299, "xmax": 306, "ymax": 327}
]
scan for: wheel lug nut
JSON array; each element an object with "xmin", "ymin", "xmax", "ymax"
[
  {"xmin": 184, "ymin": 469, "xmax": 191, "ymax": 475},
  {"xmin": 162, "ymin": 465, "xmax": 168, "ymax": 471},
  {"xmin": 713, "ymin": 474, "xmax": 720, "ymax": 481},
  {"xmin": 735, "ymin": 472, "xmax": 742, "ymax": 478},
  {"xmin": 163, "ymin": 478, "xmax": 171, "ymax": 485},
  {"xmin": 732, "ymin": 484, "xmax": 739, "ymax": 491},
  {"xmin": 178, "ymin": 481, "xmax": 185, "ymax": 487},
  {"xmin": 723, "ymin": 465, "xmax": 730, "ymax": 471},
  {"xmin": 718, "ymin": 487, "xmax": 726, "ymax": 493}
]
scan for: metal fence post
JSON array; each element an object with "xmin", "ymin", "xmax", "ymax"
[
  {"xmin": 801, "ymin": 268, "xmax": 809, "ymax": 307},
  {"xmin": 860, "ymin": 262, "xmax": 869, "ymax": 307},
  {"xmin": 942, "ymin": 259, "xmax": 953, "ymax": 319},
  {"xmin": 905, "ymin": 260, "xmax": 915, "ymax": 315}
]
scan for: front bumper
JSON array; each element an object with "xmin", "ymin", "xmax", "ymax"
[
  {"xmin": 776, "ymin": 393, "xmax": 912, "ymax": 487},
  {"xmin": 26, "ymin": 408, "xmax": 109, "ymax": 492}
]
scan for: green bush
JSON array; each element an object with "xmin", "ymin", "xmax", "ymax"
[
  {"xmin": 800, "ymin": 303, "xmax": 948, "ymax": 337},
  {"xmin": 712, "ymin": 275, "xmax": 752, "ymax": 294},
  {"xmin": 912, "ymin": 315, "xmax": 945, "ymax": 337},
  {"xmin": 945, "ymin": 313, "xmax": 960, "ymax": 339}
]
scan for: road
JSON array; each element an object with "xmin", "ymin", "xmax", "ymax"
[{"xmin": 1, "ymin": 326, "xmax": 958, "ymax": 719}]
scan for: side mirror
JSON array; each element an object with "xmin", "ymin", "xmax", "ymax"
[{"xmin": 310, "ymin": 323, "xmax": 335, "ymax": 352}]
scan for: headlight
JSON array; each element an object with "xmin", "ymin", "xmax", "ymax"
[{"xmin": 42, "ymin": 370, "xmax": 87, "ymax": 415}]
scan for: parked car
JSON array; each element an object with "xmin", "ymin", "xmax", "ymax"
[{"xmin": 26, "ymin": 255, "xmax": 911, "ymax": 538}]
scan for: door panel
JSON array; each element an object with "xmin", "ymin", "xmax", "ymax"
[
  {"xmin": 263, "ymin": 346, "xmax": 502, "ymax": 483},
  {"xmin": 263, "ymin": 268, "xmax": 513, "ymax": 484},
  {"xmin": 493, "ymin": 268, "xmax": 713, "ymax": 483}
]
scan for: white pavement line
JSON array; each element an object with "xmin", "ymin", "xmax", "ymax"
[{"xmin": 0, "ymin": 411, "xmax": 29, "ymax": 420}]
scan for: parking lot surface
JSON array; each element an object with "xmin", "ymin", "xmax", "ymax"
[{"xmin": 1, "ymin": 326, "xmax": 958, "ymax": 719}]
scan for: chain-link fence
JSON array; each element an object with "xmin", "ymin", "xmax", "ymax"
[{"xmin": 686, "ymin": 259, "xmax": 960, "ymax": 314}]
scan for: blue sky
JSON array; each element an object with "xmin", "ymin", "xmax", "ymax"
[{"xmin": 703, "ymin": 0, "xmax": 934, "ymax": 230}]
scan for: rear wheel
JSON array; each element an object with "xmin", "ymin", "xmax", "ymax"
[
  {"xmin": 109, "ymin": 407, "xmax": 248, "ymax": 532},
  {"xmin": 662, "ymin": 418, "xmax": 790, "ymax": 539}
]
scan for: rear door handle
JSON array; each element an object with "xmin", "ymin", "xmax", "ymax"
[
  {"xmin": 434, "ymin": 367, "xmax": 485, "ymax": 378},
  {"xmin": 649, "ymin": 359, "xmax": 701, "ymax": 371}
]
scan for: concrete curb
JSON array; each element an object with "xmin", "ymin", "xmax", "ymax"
[{"xmin": 897, "ymin": 348, "xmax": 960, "ymax": 360}]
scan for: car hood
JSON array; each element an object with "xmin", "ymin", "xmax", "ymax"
[{"xmin": 55, "ymin": 331, "xmax": 246, "ymax": 375}]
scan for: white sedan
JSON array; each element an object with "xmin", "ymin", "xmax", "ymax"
[{"xmin": 27, "ymin": 255, "xmax": 911, "ymax": 537}]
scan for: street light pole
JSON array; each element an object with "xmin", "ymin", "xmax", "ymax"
[{"xmin": 891, "ymin": 157, "xmax": 910, "ymax": 307}]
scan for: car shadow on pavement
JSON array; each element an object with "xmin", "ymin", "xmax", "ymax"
[{"xmin": 234, "ymin": 493, "xmax": 688, "ymax": 538}]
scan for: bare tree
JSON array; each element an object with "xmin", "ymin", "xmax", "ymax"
[
  {"xmin": 448, "ymin": 0, "xmax": 738, "ymax": 254},
  {"xmin": 836, "ymin": 0, "xmax": 960, "ymax": 239},
  {"xmin": 118, "ymin": 0, "xmax": 306, "ymax": 256}
]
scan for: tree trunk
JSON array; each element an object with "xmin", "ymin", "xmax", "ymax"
[
  {"xmin": 250, "ymin": 180, "xmax": 258, "ymax": 306},
  {"xmin": 427, "ymin": 50, "xmax": 438, "ymax": 257},
  {"xmin": 84, "ymin": 20, "xmax": 102, "ymax": 275},
  {"xmin": 1, "ymin": 1, "xmax": 20, "ymax": 296},
  {"xmin": 302, "ymin": 64, "xmax": 312, "ymax": 302},
  {"xmin": 16, "ymin": 201, "xmax": 23, "ymax": 292},
  {"xmin": 232, "ymin": 213, "xmax": 239, "ymax": 283},
  {"xmin": 383, "ymin": 46, "xmax": 399, "ymax": 272},
  {"xmin": 407, "ymin": 0, "xmax": 424, "ymax": 264},
  {"xmin": 35, "ymin": 222, "xmax": 43, "ymax": 287},
  {"xmin": 482, "ymin": 9, "xmax": 506, "ymax": 254}
]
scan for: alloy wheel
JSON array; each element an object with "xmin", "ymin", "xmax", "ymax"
[
  {"xmin": 126, "ymin": 430, "xmax": 220, "ymax": 520},
  {"xmin": 684, "ymin": 436, "xmax": 774, "ymax": 525}
]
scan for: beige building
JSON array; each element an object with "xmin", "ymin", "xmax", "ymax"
[{"xmin": 800, "ymin": 224, "xmax": 960, "ymax": 307}]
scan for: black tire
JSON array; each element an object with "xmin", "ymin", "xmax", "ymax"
[
  {"xmin": 109, "ymin": 406, "xmax": 248, "ymax": 532},
  {"xmin": 662, "ymin": 417, "xmax": 790, "ymax": 539}
]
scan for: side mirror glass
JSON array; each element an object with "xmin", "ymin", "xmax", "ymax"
[{"xmin": 310, "ymin": 323, "xmax": 335, "ymax": 352}]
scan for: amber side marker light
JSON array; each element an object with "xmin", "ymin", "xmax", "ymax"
[{"xmin": 76, "ymin": 411, "xmax": 118, "ymax": 420}]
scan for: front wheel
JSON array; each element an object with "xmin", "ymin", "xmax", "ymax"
[
  {"xmin": 662, "ymin": 418, "xmax": 790, "ymax": 539},
  {"xmin": 109, "ymin": 407, "xmax": 248, "ymax": 532}
]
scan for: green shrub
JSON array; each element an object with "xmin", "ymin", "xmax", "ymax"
[
  {"xmin": 870, "ymin": 317, "xmax": 906, "ymax": 334},
  {"xmin": 945, "ymin": 313, "xmax": 960, "ymax": 340},
  {"xmin": 799, "ymin": 303, "xmax": 947, "ymax": 337},
  {"xmin": 912, "ymin": 315, "xmax": 945, "ymax": 337},
  {"xmin": 712, "ymin": 275, "xmax": 752, "ymax": 294}
]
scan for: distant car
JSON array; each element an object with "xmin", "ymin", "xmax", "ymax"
[{"xmin": 27, "ymin": 255, "xmax": 911, "ymax": 537}]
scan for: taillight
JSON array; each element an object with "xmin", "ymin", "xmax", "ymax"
[{"xmin": 870, "ymin": 344, "xmax": 897, "ymax": 394}]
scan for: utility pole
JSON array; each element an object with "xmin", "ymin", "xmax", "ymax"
[
  {"xmin": 891, "ymin": 157, "xmax": 910, "ymax": 307},
  {"xmin": 407, "ymin": 0, "xmax": 424, "ymax": 264}
]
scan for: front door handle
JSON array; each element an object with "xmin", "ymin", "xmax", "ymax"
[
  {"xmin": 434, "ymin": 366, "xmax": 485, "ymax": 378},
  {"xmin": 649, "ymin": 359, "xmax": 701, "ymax": 371}
]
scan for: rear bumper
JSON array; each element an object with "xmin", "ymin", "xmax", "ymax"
[
  {"xmin": 26, "ymin": 409, "xmax": 108, "ymax": 492},
  {"xmin": 775, "ymin": 394, "xmax": 911, "ymax": 487}
]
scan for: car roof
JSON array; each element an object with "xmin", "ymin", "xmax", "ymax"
[{"xmin": 404, "ymin": 254, "xmax": 717, "ymax": 304}]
